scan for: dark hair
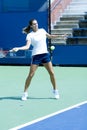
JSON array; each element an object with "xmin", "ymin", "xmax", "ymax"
[{"xmin": 22, "ymin": 19, "xmax": 35, "ymax": 34}]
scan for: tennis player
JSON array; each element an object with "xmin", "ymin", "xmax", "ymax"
[{"xmin": 11, "ymin": 19, "xmax": 63, "ymax": 101}]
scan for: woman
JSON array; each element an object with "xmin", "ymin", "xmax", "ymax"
[{"xmin": 11, "ymin": 19, "xmax": 63, "ymax": 101}]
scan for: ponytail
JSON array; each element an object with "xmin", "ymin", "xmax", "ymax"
[
  {"xmin": 22, "ymin": 25, "xmax": 31, "ymax": 34},
  {"xmin": 22, "ymin": 19, "xmax": 36, "ymax": 34}
]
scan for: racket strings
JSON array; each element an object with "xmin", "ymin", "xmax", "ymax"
[
  {"xmin": 0, "ymin": 51, "xmax": 5, "ymax": 58},
  {"xmin": 0, "ymin": 50, "xmax": 9, "ymax": 58}
]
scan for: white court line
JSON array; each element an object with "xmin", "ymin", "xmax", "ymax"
[{"xmin": 10, "ymin": 100, "xmax": 87, "ymax": 130}]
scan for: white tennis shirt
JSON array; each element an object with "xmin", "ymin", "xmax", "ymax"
[{"xmin": 26, "ymin": 28, "xmax": 48, "ymax": 56}]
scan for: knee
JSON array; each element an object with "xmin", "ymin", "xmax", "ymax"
[
  {"xmin": 28, "ymin": 71, "xmax": 35, "ymax": 79},
  {"xmin": 49, "ymin": 71, "xmax": 55, "ymax": 77}
]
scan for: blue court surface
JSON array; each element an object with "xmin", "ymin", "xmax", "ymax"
[{"xmin": 11, "ymin": 101, "xmax": 87, "ymax": 130}]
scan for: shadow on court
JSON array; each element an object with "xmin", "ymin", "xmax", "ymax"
[
  {"xmin": 0, "ymin": 96, "xmax": 56, "ymax": 101},
  {"xmin": 0, "ymin": 96, "xmax": 21, "ymax": 100}
]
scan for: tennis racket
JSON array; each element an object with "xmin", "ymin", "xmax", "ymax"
[
  {"xmin": 0, "ymin": 50, "xmax": 10, "ymax": 58},
  {"xmin": 0, "ymin": 49, "xmax": 16, "ymax": 58}
]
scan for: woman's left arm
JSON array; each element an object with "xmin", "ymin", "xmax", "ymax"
[{"xmin": 46, "ymin": 32, "xmax": 67, "ymax": 39}]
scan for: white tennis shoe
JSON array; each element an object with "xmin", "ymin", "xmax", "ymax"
[
  {"xmin": 53, "ymin": 89, "xmax": 60, "ymax": 99},
  {"xmin": 21, "ymin": 92, "xmax": 28, "ymax": 101}
]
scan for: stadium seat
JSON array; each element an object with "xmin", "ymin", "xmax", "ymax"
[
  {"xmin": 79, "ymin": 20, "xmax": 87, "ymax": 28},
  {"xmin": 66, "ymin": 37, "xmax": 87, "ymax": 44},
  {"xmin": 73, "ymin": 28, "xmax": 87, "ymax": 36}
]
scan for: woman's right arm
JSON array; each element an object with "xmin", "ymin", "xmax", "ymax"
[{"xmin": 10, "ymin": 40, "xmax": 31, "ymax": 52}]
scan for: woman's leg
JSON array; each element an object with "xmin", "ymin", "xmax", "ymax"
[
  {"xmin": 43, "ymin": 61, "xmax": 59, "ymax": 99},
  {"xmin": 43, "ymin": 61, "xmax": 57, "ymax": 90},
  {"xmin": 22, "ymin": 64, "xmax": 38, "ymax": 100},
  {"xmin": 24, "ymin": 64, "xmax": 38, "ymax": 92}
]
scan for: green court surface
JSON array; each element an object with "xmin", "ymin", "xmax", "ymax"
[{"xmin": 0, "ymin": 66, "xmax": 87, "ymax": 130}]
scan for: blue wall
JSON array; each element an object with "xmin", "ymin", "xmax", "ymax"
[
  {"xmin": 0, "ymin": 0, "xmax": 47, "ymax": 12},
  {"xmin": 52, "ymin": 45, "xmax": 87, "ymax": 66},
  {"xmin": 0, "ymin": 12, "xmax": 48, "ymax": 49}
]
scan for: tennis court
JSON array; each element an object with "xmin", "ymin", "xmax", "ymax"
[{"xmin": 0, "ymin": 66, "xmax": 87, "ymax": 130}]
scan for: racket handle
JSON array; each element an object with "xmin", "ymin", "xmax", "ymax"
[{"xmin": 9, "ymin": 49, "xmax": 13, "ymax": 52}]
